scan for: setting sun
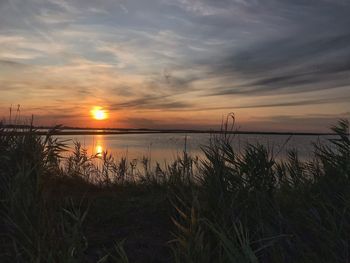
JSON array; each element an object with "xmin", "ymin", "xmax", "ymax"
[{"xmin": 91, "ymin": 107, "xmax": 108, "ymax": 120}]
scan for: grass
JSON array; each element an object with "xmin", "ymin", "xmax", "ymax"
[{"xmin": 0, "ymin": 118, "xmax": 349, "ymax": 262}]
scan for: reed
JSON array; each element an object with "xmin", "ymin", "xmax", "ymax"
[
  {"xmin": 170, "ymin": 119, "xmax": 350, "ymax": 263},
  {"xmin": 1, "ymin": 119, "xmax": 349, "ymax": 262}
]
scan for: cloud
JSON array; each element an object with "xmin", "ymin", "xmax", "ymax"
[
  {"xmin": 1, "ymin": 0, "xmax": 350, "ymax": 130},
  {"xmin": 205, "ymin": 32, "xmax": 350, "ymax": 97},
  {"xmin": 0, "ymin": 59, "xmax": 29, "ymax": 69},
  {"xmin": 110, "ymin": 95, "xmax": 192, "ymax": 110},
  {"xmin": 153, "ymin": 94, "xmax": 350, "ymax": 112}
]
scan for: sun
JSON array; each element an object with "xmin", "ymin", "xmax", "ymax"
[{"xmin": 91, "ymin": 106, "xmax": 108, "ymax": 120}]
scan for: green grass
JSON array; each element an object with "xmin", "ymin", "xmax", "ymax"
[{"xmin": 1, "ymin": 119, "xmax": 349, "ymax": 262}]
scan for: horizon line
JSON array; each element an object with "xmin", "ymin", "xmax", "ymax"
[{"xmin": 0, "ymin": 124, "xmax": 337, "ymax": 136}]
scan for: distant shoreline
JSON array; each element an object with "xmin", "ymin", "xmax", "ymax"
[{"xmin": 0, "ymin": 126, "xmax": 336, "ymax": 136}]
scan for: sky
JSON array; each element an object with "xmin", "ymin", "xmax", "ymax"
[{"xmin": 0, "ymin": 0, "xmax": 349, "ymax": 131}]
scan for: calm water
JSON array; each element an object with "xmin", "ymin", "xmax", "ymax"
[{"xmin": 59, "ymin": 133, "xmax": 334, "ymax": 165}]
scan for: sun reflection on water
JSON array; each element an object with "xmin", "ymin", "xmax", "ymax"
[
  {"xmin": 95, "ymin": 145, "xmax": 103, "ymax": 156},
  {"xmin": 94, "ymin": 135, "xmax": 104, "ymax": 157}
]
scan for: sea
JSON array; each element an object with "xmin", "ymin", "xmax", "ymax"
[{"xmin": 57, "ymin": 132, "xmax": 335, "ymax": 166}]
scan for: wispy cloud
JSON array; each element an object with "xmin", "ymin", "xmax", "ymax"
[
  {"xmin": 0, "ymin": 0, "xmax": 349, "ymax": 130},
  {"xmin": 207, "ymin": 33, "xmax": 350, "ymax": 96}
]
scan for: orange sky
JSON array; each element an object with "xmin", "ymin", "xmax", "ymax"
[{"xmin": 1, "ymin": 0, "xmax": 350, "ymax": 132}]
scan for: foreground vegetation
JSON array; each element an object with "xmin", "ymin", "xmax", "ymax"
[{"xmin": 1, "ymin": 119, "xmax": 349, "ymax": 262}]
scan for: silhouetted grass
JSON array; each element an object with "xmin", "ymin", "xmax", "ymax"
[
  {"xmin": 170, "ymin": 119, "xmax": 350, "ymax": 263},
  {"xmin": 1, "ymin": 119, "xmax": 349, "ymax": 262}
]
